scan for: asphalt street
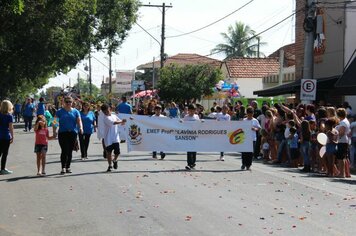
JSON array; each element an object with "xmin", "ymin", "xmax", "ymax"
[{"xmin": 1, "ymin": 125, "xmax": 355, "ymax": 236}]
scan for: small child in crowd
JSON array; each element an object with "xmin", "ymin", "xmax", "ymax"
[
  {"xmin": 260, "ymin": 129, "xmax": 270, "ymax": 163},
  {"xmin": 288, "ymin": 127, "xmax": 299, "ymax": 168},
  {"xmin": 324, "ymin": 118, "xmax": 339, "ymax": 177},
  {"xmin": 34, "ymin": 115, "xmax": 55, "ymax": 176}
]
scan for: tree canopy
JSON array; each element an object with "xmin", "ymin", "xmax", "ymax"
[
  {"xmin": 0, "ymin": 0, "xmax": 139, "ymax": 100},
  {"xmin": 157, "ymin": 64, "xmax": 223, "ymax": 104},
  {"xmin": 211, "ymin": 21, "xmax": 265, "ymax": 59}
]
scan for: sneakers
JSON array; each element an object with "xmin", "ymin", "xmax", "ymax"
[
  {"xmin": 185, "ymin": 163, "xmax": 196, "ymax": 170},
  {"xmin": 0, "ymin": 169, "xmax": 13, "ymax": 175},
  {"xmin": 107, "ymin": 166, "xmax": 112, "ymax": 172},
  {"xmin": 23, "ymin": 129, "xmax": 27, "ymax": 132},
  {"xmin": 60, "ymin": 169, "xmax": 65, "ymax": 175},
  {"xmin": 152, "ymin": 154, "xmax": 157, "ymax": 159},
  {"xmin": 113, "ymin": 160, "xmax": 118, "ymax": 169},
  {"xmin": 160, "ymin": 153, "xmax": 166, "ymax": 160},
  {"xmin": 220, "ymin": 156, "xmax": 225, "ymax": 161},
  {"xmin": 241, "ymin": 165, "xmax": 246, "ymax": 170},
  {"xmin": 246, "ymin": 166, "xmax": 251, "ymax": 171},
  {"xmin": 66, "ymin": 168, "xmax": 72, "ymax": 173}
]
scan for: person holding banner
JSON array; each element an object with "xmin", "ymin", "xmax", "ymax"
[
  {"xmin": 101, "ymin": 104, "xmax": 126, "ymax": 172},
  {"xmin": 216, "ymin": 105, "xmax": 231, "ymax": 161},
  {"xmin": 183, "ymin": 104, "xmax": 201, "ymax": 170},
  {"xmin": 241, "ymin": 106, "xmax": 261, "ymax": 171},
  {"xmin": 151, "ymin": 105, "xmax": 166, "ymax": 159}
]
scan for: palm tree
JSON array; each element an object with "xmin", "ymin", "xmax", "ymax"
[{"xmin": 212, "ymin": 21, "xmax": 265, "ymax": 59}]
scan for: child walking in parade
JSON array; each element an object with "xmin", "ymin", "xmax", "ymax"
[
  {"xmin": 183, "ymin": 104, "xmax": 200, "ymax": 170},
  {"xmin": 241, "ymin": 106, "xmax": 261, "ymax": 171},
  {"xmin": 151, "ymin": 105, "xmax": 166, "ymax": 159},
  {"xmin": 34, "ymin": 115, "xmax": 54, "ymax": 176},
  {"xmin": 216, "ymin": 105, "xmax": 231, "ymax": 161},
  {"xmin": 101, "ymin": 104, "xmax": 126, "ymax": 172}
]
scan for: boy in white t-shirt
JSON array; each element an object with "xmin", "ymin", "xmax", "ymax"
[
  {"xmin": 101, "ymin": 104, "xmax": 126, "ymax": 172},
  {"xmin": 151, "ymin": 105, "xmax": 166, "ymax": 159},
  {"xmin": 216, "ymin": 105, "xmax": 231, "ymax": 161}
]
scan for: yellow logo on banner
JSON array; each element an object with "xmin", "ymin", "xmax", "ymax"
[
  {"xmin": 128, "ymin": 124, "xmax": 142, "ymax": 145},
  {"xmin": 228, "ymin": 128, "xmax": 245, "ymax": 144}
]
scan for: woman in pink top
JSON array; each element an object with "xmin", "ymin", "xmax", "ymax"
[{"xmin": 34, "ymin": 115, "xmax": 54, "ymax": 176}]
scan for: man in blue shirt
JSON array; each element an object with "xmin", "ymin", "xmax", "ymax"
[
  {"xmin": 23, "ymin": 98, "xmax": 35, "ymax": 132},
  {"xmin": 115, "ymin": 97, "xmax": 132, "ymax": 143},
  {"xmin": 116, "ymin": 97, "xmax": 132, "ymax": 114}
]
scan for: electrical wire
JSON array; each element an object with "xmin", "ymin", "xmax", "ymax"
[
  {"xmin": 166, "ymin": 7, "xmax": 303, "ymax": 62},
  {"xmin": 135, "ymin": 22, "xmax": 161, "ymax": 46},
  {"xmin": 166, "ymin": 0, "xmax": 255, "ymax": 38}
]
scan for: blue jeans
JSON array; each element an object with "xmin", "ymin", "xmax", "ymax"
[
  {"xmin": 277, "ymin": 139, "xmax": 289, "ymax": 162},
  {"xmin": 300, "ymin": 142, "xmax": 310, "ymax": 166}
]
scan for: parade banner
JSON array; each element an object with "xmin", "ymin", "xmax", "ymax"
[{"xmin": 123, "ymin": 114, "xmax": 253, "ymax": 152}]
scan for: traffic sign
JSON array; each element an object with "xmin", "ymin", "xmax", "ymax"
[{"xmin": 300, "ymin": 79, "xmax": 317, "ymax": 101}]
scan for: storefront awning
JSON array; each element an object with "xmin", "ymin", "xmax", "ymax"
[
  {"xmin": 335, "ymin": 57, "xmax": 356, "ymax": 88},
  {"xmin": 253, "ymin": 76, "xmax": 340, "ymax": 97}
]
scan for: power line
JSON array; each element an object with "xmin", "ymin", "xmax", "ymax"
[
  {"xmin": 135, "ymin": 22, "xmax": 161, "ymax": 46},
  {"xmin": 166, "ymin": 0, "xmax": 255, "ymax": 38},
  {"xmin": 164, "ymin": 7, "xmax": 303, "ymax": 62}
]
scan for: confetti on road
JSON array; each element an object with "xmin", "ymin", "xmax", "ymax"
[{"xmin": 185, "ymin": 216, "xmax": 192, "ymax": 221}]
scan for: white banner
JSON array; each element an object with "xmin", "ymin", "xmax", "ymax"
[{"xmin": 122, "ymin": 114, "xmax": 254, "ymax": 152}]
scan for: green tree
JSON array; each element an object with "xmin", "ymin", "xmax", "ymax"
[
  {"xmin": 0, "ymin": 0, "xmax": 138, "ymax": 99},
  {"xmin": 211, "ymin": 21, "xmax": 265, "ymax": 59},
  {"xmin": 73, "ymin": 78, "xmax": 101, "ymax": 97},
  {"xmin": 158, "ymin": 64, "xmax": 223, "ymax": 104}
]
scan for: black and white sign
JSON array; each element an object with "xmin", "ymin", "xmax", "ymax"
[{"xmin": 300, "ymin": 79, "xmax": 316, "ymax": 101}]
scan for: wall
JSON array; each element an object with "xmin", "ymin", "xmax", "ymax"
[
  {"xmin": 313, "ymin": 1, "xmax": 345, "ymax": 78},
  {"xmin": 344, "ymin": 0, "xmax": 356, "ymax": 112},
  {"xmin": 234, "ymin": 78, "xmax": 263, "ymax": 98}
]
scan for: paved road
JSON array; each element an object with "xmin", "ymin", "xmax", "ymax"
[{"xmin": 1, "ymin": 126, "xmax": 356, "ymax": 236}]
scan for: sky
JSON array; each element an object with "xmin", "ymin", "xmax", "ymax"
[{"xmin": 44, "ymin": 0, "xmax": 296, "ymax": 90}]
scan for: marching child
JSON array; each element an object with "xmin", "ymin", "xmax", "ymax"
[
  {"xmin": 183, "ymin": 104, "xmax": 201, "ymax": 170},
  {"xmin": 216, "ymin": 105, "xmax": 231, "ymax": 161},
  {"xmin": 34, "ymin": 115, "xmax": 55, "ymax": 176},
  {"xmin": 151, "ymin": 105, "xmax": 166, "ymax": 159}
]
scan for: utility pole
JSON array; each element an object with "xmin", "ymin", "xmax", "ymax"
[
  {"xmin": 77, "ymin": 72, "xmax": 80, "ymax": 94},
  {"xmin": 152, "ymin": 57, "xmax": 155, "ymax": 89},
  {"xmin": 302, "ymin": 0, "xmax": 316, "ymax": 104},
  {"xmin": 141, "ymin": 3, "xmax": 172, "ymax": 68},
  {"xmin": 89, "ymin": 50, "xmax": 92, "ymax": 96},
  {"xmin": 109, "ymin": 49, "xmax": 112, "ymax": 94},
  {"xmin": 279, "ymin": 49, "xmax": 284, "ymax": 86}
]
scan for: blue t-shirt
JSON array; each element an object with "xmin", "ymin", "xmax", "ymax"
[
  {"xmin": 23, "ymin": 103, "xmax": 35, "ymax": 116},
  {"xmin": 169, "ymin": 107, "xmax": 179, "ymax": 118},
  {"xmin": 0, "ymin": 113, "xmax": 13, "ymax": 140},
  {"xmin": 56, "ymin": 108, "xmax": 80, "ymax": 133},
  {"xmin": 37, "ymin": 102, "xmax": 45, "ymax": 116},
  {"xmin": 15, "ymin": 104, "xmax": 22, "ymax": 113},
  {"xmin": 80, "ymin": 111, "xmax": 95, "ymax": 134},
  {"xmin": 116, "ymin": 102, "xmax": 132, "ymax": 114},
  {"xmin": 289, "ymin": 133, "xmax": 299, "ymax": 148}
]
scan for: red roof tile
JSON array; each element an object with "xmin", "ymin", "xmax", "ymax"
[
  {"xmin": 268, "ymin": 43, "xmax": 296, "ymax": 67},
  {"xmin": 137, "ymin": 53, "xmax": 222, "ymax": 70},
  {"xmin": 225, "ymin": 58, "xmax": 280, "ymax": 78}
]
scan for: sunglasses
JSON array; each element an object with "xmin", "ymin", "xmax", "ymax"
[{"xmin": 65, "ymin": 101, "xmax": 72, "ymax": 104}]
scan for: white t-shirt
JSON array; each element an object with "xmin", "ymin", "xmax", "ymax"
[
  {"xmin": 284, "ymin": 127, "xmax": 290, "ymax": 139},
  {"xmin": 216, "ymin": 113, "xmax": 231, "ymax": 121},
  {"xmin": 336, "ymin": 118, "xmax": 350, "ymax": 143},
  {"xmin": 97, "ymin": 110, "xmax": 105, "ymax": 139},
  {"xmin": 102, "ymin": 114, "xmax": 121, "ymax": 147},
  {"xmin": 243, "ymin": 117, "xmax": 261, "ymax": 141},
  {"xmin": 207, "ymin": 112, "xmax": 218, "ymax": 119},
  {"xmin": 183, "ymin": 114, "xmax": 200, "ymax": 121},
  {"xmin": 151, "ymin": 114, "xmax": 166, "ymax": 118}
]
